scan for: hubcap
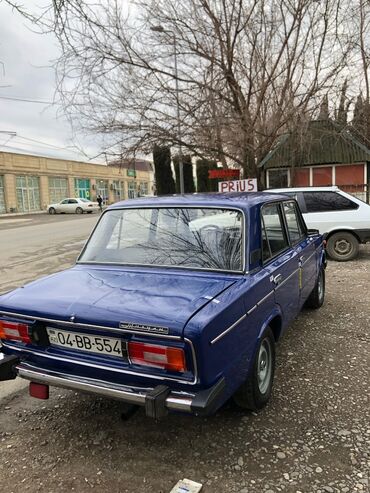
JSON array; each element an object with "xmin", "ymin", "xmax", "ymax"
[
  {"xmin": 334, "ymin": 239, "xmax": 352, "ymax": 256},
  {"xmin": 257, "ymin": 339, "xmax": 272, "ymax": 394}
]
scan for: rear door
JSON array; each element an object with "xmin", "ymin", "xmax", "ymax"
[
  {"xmin": 282, "ymin": 200, "xmax": 316, "ymax": 307},
  {"xmin": 58, "ymin": 199, "xmax": 70, "ymax": 213},
  {"xmin": 300, "ymin": 191, "xmax": 359, "ymax": 233},
  {"xmin": 67, "ymin": 198, "xmax": 79, "ymax": 212},
  {"xmin": 261, "ymin": 202, "xmax": 299, "ymax": 326}
]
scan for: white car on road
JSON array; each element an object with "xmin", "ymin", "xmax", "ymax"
[
  {"xmin": 267, "ymin": 186, "xmax": 370, "ymax": 261},
  {"xmin": 47, "ymin": 198, "xmax": 99, "ymax": 215}
]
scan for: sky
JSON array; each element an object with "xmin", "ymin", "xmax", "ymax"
[{"xmin": 0, "ymin": 2, "xmax": 103, "ymax": 162}]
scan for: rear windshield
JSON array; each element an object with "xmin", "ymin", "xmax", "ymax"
[{"xmin": 79, "ymin": 207, "xmax": 244, "ymax": 272}]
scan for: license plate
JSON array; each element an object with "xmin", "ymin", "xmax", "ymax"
[{"xmin": 46, "ymin": 328, "xmax": 125, "ymax": 358}]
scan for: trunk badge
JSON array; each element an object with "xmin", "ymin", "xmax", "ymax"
[
  {"xmin": 70, "ymin": 314, "xmax": 76, "ymax": 323},
  {"xmin": 119, "ymin": 322, "xmax": 169, "ymax": 335}
]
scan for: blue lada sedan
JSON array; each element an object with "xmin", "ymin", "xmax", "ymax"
[{"xmin": 0, "ymin": 193, "xmax": 326, "ymax": 418}]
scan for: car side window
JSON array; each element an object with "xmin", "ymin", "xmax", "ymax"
[
  {"xmin": 61, "ymin": 199, "xmax": 69, "ymax": 204},
  {"xmin": 69, "ymin": 199, "xmax": 78, "ymax": 204},
  {"xmin": 283, "ymin": 201, "xmax": 305, "ymax": 244},
  {"xmin": 303, "ymin": 192, "xmax": 358, "ymax": 212},
  {"xmin": 261, "ymin": 203, "xmax": 289, "ymax": 262}
]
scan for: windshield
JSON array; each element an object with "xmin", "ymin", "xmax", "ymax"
[{"xmin": 79, "ymin": 207, "xmax": 244, "ymax": 272}]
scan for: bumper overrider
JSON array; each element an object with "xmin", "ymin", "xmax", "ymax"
[{"xmin": 0, "ymin": 354, "xmax": 226, "ymax": 418}]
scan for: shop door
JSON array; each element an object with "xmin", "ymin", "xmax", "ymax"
[
  {"xmin": 16, "ymin": 176, "xmax": 41, "ymax": 213},
  {"xmin": 75, "ymin": 178, "xmax": 91, "ymax": 199}
]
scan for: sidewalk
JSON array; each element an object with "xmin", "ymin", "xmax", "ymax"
[{"xmin": 0, "ymin": 210, "xmax": 46, "ymax": 218}]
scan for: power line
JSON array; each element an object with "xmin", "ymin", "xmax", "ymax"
[
  {"xmin": 0, "ymin": 95, "xmax": 56, "ymax": 104},
  {"xmin": 16, "ymin": 135, "xmax": 74, "ymax": 151}
]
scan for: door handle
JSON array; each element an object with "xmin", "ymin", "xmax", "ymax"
[{"xmin": 272, "ymin": 274, "xmax": 283, "ymax": 285}]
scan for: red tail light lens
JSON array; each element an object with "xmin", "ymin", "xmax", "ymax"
[
  {"xmin": 29, "ymin": 382, "xmax": 49, "ymax": 400},
  {"xmin": 128, "ymin": 342, "xmax": 186, "ymax": 372},
  {"xmin": 0, "ymin": 321, "xmax": 31, "ymax": 343}
]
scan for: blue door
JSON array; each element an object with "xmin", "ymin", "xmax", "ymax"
[
  {"xmin": 261, "ymin": 202, "xmax": 299, "ymax": 327},
  {"xmin": 282, "ymin": 201, "xmax": 317, "ymax": 307}
]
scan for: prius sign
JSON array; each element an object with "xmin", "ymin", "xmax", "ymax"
[{"xmin": 218, "ymin": 178, "xmax": 258, "ymax": 193}]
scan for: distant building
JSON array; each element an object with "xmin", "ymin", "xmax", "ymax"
[
  {"xmin": 108, "ymin": 158, "xmax": 154, "ymax": 197},
  {"xmin": 0, "ymin": 151, "xmax": 153, "ymax": 214},
  {"xmin": 259, "ymin": 119, "xmax": 370, "ymax": 201}
]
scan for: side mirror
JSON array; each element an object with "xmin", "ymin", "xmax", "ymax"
[{"xmin": 307, "ymin": 228, "xmax": 319, "ymax": 235}]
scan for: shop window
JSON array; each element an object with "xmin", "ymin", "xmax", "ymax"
[
  {"xmin": 16, "ymin": 175, "xmax": 41, "ymax": 213},
  {"xmin": 267, "ymin": 169, "xmax": 289, "ymax": 188},
  {"xmin": 312, "ymin": 167, "xmax": 332, "ymax": 186},
  {"xmin": 49, "ymin": 177, "xmax": 68, "ymax": 203},
  {"xmin": 292, "ymin": 168, "xmax": 310, "ymax": 187}
]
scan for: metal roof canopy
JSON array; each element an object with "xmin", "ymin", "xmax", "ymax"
[{"xmin": 258, "ymin": 119, "xmax": 370, "ymax": 169}]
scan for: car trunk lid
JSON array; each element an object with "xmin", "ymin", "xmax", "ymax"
[{"xmin": 0, "ymin": 266, "xmax": 237, "ymax": 337}]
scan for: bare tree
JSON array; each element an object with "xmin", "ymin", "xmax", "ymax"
[{"xmin": 3, "ymin": 0, "xmax": 363, "ymax": 176}]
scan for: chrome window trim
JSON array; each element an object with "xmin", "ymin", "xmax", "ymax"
[
  {"xmin": 282, "ymin": 200, "xmax": 307, "ymax": 246},
  {"xmin": 260, "ymin": 200, "xmax": 291, "ymax": 265},
  {"xmin": 0, "ymin": 311, "xmax": 199, "ymax": 385},
  {"xmin": 76, "ymin": 205, "xmax": 247, "ymax": 274}
]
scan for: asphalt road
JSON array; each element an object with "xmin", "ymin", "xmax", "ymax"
[
  {"xmin": 0, "ymin": 213, "xmax": 99, "ymax": 294},
  {"xmin": 0, "ymin": 216, "xmax": 369, "ymax": 493},
  {"xmin": 0, "ymin": 213, "xmax": 99, "ymax": 399}
]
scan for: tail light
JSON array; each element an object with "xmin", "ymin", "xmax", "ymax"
[
  {"xmin": 0, "ymin": 321, "xmax": 31, "ymax": 343},
  {"xmin": 128, "ymin": 341, "xmax": 186, "ymax": 373}
]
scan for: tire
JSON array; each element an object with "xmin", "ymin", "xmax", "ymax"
[
  {"xmin": 75, "ymin": 207, "xmax": 83, "ymax": 214},
  {"xmin": 305, "ymin": 268, "xmax": 325, "ymax": 309},
  {"xmin": 233, "ymin": 327, "xmax": 275, "ymax": 411},
  {"xmin": 326, "ymin": 232, "xmax": 359, "ymax": 261},
  {"xmin": 48, "ymin": 207, "xmax": 56, "ymax": 215}
]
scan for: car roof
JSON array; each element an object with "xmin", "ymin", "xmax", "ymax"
[
  {"xmin": 267, "ymin": 186, "xmax": 340, "ymax": 193},
  {"xmin": 108, "ymin": 192, "xmax": 290, "ymax": 211}
]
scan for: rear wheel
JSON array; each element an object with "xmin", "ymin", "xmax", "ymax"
[
  {"xmin": 75, "ymin": 207, "xmax": 83, "ymax": 214},
  {"xmin": 305, "ymin": 268, "xmax": 325, "ymax": 309},
  {"xmin": 326, "ymin": 232, "xmax": 359, "ymax": 261},
  {"xmin": 233, "ymin": 327, "xmax": 275, "ymax": 411},
  {"xmin": 48, "ymin": 207, "xmax": 56, "ymax": 215}
]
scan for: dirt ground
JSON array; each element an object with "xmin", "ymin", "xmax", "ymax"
[{"xmin": 0, "ymin": 246, "xmax": 369, "ymax": 493}]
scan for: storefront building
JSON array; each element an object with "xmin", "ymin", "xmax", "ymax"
[{"xmin": 0, "ymin": 151, "xmax": 153, "ymax": 214}]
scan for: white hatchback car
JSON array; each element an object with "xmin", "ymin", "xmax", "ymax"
[
  {"xmin": 47, "ymin": 198, "xmax": 100, "ymax": 215},
  {"xmin": 268, "ymin": 186, "xmax": 370, "ymax": 261}
]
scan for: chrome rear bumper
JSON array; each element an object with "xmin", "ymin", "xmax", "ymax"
[{"xmin": 16, "ymin": 362, "xmax": 226, "ymax": 418}]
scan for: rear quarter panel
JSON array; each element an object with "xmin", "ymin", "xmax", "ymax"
[{"xmin": 184, "ymin": 272, "xmax": 279, "ymax": 400}]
